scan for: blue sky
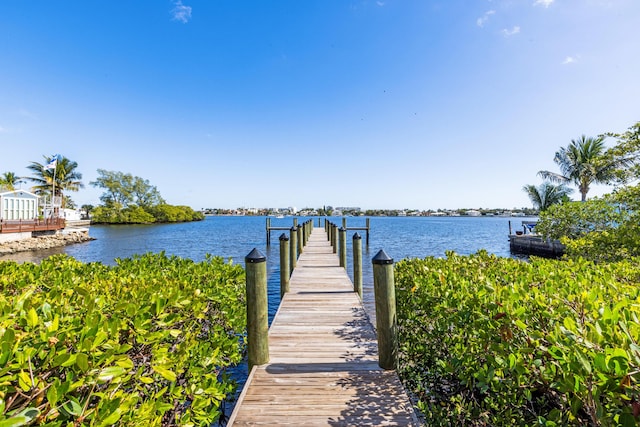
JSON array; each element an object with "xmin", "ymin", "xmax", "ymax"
[{"xmin": 2, "ymin": 0, "xmax": 639, "ymax": 210}]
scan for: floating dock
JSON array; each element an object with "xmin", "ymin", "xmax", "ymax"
[{"xmin": 509, "ymin": 234, "xmax": 565, "ymax": 258}]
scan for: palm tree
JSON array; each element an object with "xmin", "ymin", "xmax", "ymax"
[
  {"xmin": 538, "ymin": 135, "xmax": 622, "ymax": 201},
  {"xmin": 27, "ymin": 155, "xmax": 84, "ymax": 208},
  {"xmin": 0, "ymin": 172, "xmax": 24, "ymax": 191},
  {"xmin": 522, "ymin": 182, "xmax": 573, "ymax": 211}
]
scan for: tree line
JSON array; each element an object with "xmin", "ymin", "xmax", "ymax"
[{"xmin": 0, "ymin": 158, "xmax": 203, "ymax": 224}]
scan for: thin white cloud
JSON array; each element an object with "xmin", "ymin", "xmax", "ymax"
[
  {"xmin": 477, "ymin": 10, "xmax": 496, "ymax": 28},
  {"xmin": 501, "ymin": 26, "xmax": 521, "ymax": 37},
  {"xmin": 18, "ymin": 108, "xmax": 35, "ymax": 118},
  {"xmin": 534, "ymin": 0, "xmax": 554, "ymax": 8},
  {"xmin": 171, "ymin": 1, "xmax": 192, "ymax": 23},
  {"xmin": 563, "ymin": 55, "xmax": 580, "ymax": 65},
  {"xmin": 376, "ymin": 1, "xmax": 385, "ymax": 6}
]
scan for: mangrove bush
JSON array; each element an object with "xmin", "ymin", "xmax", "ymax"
[
  {"xmin": 396, "ymin": 252, "xmax": 640, "ymax": 426},
  {"xmin": 0, "ymin": 253, "xmax": 246, "ymax": 426}
]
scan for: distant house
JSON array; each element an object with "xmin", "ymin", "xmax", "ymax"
[{"xmin": 0, "ymin": 190, "xmax": 39, "ymax": 221}]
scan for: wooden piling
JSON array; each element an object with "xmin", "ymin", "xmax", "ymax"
[
  {"xmin": 290, "ymin": 226, "xmax": 297, "ymax": 274},
  {"xmin": 353, "ymin": 232, "xmax": 362, "ymax": 298},
  {"xmin": 266, "ymin": 218, "xmax": 271, "ymax": 245},
  {"xmin": 245, "ymin": 248, "xmax": 269, "ymax": 369},
  {"xmin": 339, "ymin": 227, "xmax": 347, "ymax": 268},
  {"xmin": 279, "ymin": 233, "xmax": 290, "ymax": 298},
  {"xmin": 366, "ymin": 218, "xmax": 370, "ymax": 246},
  {"xmin": 332, "ymin": 224, "xmax": 337, "ymax": 254},
  {"xmin": 372, "ymin": 249, "xmax": 397, "ymax": 370},
  {"xmin": 302, "ymin": 221, "xmax": 308, "ymax": 247}
]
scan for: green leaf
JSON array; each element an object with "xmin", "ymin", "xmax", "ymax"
[
  {"xmin": 1, "ymin": 328, "xmax": 15, "ymax": 344},
  {"xmin": 53, "ymin": 353, "xmax": 70, "ymax": 367},
  {"xmin": 46, "ymin": 315, "xmax": 59, "ymax": 332},
  {"xmin": 575, "ymin": 352, "xmax": 592, "ymax": 374},
  {"xmin": 97, "ymin": 366, "xmax": 126, "ymax": 382},
  {"xmin": 60, "ymin": 354, "xmax": 77, "ymax": 367},
  {"xmin": 90, "ymin": 330, "xmax": 108, "ymax": 350},
  {"xmin": 0, "ymin": 407, "xmax": 40, "ymax": 427},
  {"xmin": 513, "ymin": 319, "xmax": 527, "ymax": 330},
  {"xmin": 46, "ymin": 384, "xmax": 58, "ymax": 407},
  {"xmin": 76, "ymin": 353, "xmax": 89, "ymax": 372},
  {"xmin": 26, "ymin": 308, "xmax": 38, "ymax": 329},
  {"xmin": 98, "ymin": 408, "xmax": 122, "ymax": 426},
  {"xmin": 619, "ymin": 413, "xmax": 636, "ymax": 427},
  {"xmin": 17, "ymin": 371, "xmax": 32, "ymax": 392},
  {"xmin": 152, "ymin": 365, "xmax": 177, "ymax": 382},
  {"xmin": 62, "ymin": 398, "xmax": 83, "ymax": 416}
]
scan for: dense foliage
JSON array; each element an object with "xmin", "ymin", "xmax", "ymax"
[
  {"xmin": 396, "ymin": 252, "xmax": 640, "ymax": 426},
  {"xmin": 0, "ymin": 253, "xmax": 246, "ymax": 426},
  {"xmin": 535, "ymin": 184, "xmax": 640, "ymax": 263},
  {"xmin": 91, "ymin": 204, "xmax": 204, "ymax": 224}
]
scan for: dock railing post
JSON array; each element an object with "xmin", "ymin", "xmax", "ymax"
[
  {"xmin": 342, "ymin": 217, "xmax": 347, "ymax": 229},
  {"xmin": 297, "ymin": 225, "xmax": 303, "ymax": 254},
  {"xmin": 372, "ymin": 249, "xmax": 397, "ymax": 370},
  {"xmin": 332, "ymin": 224, "xmax": 338, "ymax": 254},
  {"xmin": 245, "ymin": 248, "xmax": 269, "ymax": 369},
  {"xmin": 330, "ymin": 221, "xmax": 334, "ymax": 243},
  {"xmin": 279, "ymin": 233, "xmax": 290, "ymax": 298},
  {"xmin": 339, "ymin": 227, "xmax": 347, "ymax": 268},
  {"xmin": 302, "ymin": 221, "xmax": 308, "ymax": 247},
  {"xmin": 290, "ymin": 226, "xmax": 298, "ymax": 274},
  {"xmin": 353, "ymin": 233, "xmax": 362, "ymax": 298}
]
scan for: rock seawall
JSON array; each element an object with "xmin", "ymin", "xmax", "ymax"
[{"xmin": 0, "ymin": 231, "xmax": 95, "ymax": 255}]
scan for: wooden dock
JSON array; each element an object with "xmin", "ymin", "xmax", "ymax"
[{"xmin": 228, "ymin": 227, "xmax": 419, "ymax": 426}]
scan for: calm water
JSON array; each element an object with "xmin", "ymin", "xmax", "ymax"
[{"xmin": 0, "ymin": 215, "xmax": 534, "ymax": 422}]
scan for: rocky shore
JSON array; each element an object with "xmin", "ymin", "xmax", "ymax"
[{"xmin": 0, "ymin": 230, "xmax": 95, "ymax": 255}]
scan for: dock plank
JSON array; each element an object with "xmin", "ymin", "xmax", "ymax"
[{"xmin": 228, "ymin": 227, "xmax": 419, "ymax": 426}]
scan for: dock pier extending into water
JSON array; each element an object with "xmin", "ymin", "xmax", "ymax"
[
  {"xmin": 229, "ymin": 224, "xmax": 418, "ymax": 426},
  {"xmin": 266, "ymin": 217, "xmax": 370, "ymax": 246}
]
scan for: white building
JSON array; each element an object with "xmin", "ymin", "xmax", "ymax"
[{"xmin": 0, "ymin": 190, "xmax": 39, "ymax": 221}]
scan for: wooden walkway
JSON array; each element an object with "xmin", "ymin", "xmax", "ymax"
[{"xmin": 228, "ymin": 228, "xmax": 419, "ymax": 426}]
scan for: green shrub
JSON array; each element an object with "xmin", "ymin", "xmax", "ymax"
[
  {"xmin": 396, "ymin": 252, "xmax": 640, "ymax": 426},
  {"xmin": 149, "ymin": 205, "xmax": 204, "ymax": 223},
  {"xmin": 0, "ymin": 253, "xmax": 246, "ymax": 426},
  {"xmin": 121, "ymin": 206, "xmax": 156, "ymax": 224},
  {"xmin": 535, "ymin": 200, "xmax": 627, "ymax": 241}
]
